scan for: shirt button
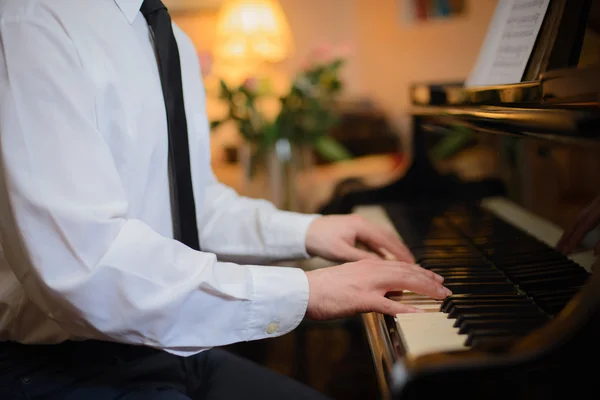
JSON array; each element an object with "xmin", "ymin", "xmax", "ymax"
[{"xmin": 266, "ymin": 322, "xmax": 280, "ymax": 334}]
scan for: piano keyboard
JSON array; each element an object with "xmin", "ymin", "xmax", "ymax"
[{"xmin": 355, "ymin": 197, "xmax": 597, "ymax": 360}]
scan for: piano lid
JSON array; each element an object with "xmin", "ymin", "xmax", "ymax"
[{"xmin": 409, "ymin": 0, "xmax": 600, "ymax": 143}]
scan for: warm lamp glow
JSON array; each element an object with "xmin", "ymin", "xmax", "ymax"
[{"xmin": 214, "ymin": 0, "xmax": 293, "ymax": 63}]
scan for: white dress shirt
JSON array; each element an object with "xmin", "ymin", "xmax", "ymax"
[{"xmin": 0, "ymin": 0, "xmax": 318, "ymax": 356}]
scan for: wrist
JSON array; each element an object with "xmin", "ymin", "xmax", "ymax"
[
  {"xmin": 304, "ymin": 215, "xmax": 324, "ymax": 257},
  {"xmin": 304, "ymin": 268, "xmax": 326, "ymax": 320}
]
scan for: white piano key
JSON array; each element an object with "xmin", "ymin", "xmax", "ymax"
[
  {"xmin": 395, "ymin": 312, "xmax": 467, "ymax": 358},
  {"xmin": 413, "ymin": 304, "xmax": 444, "ymax": 312},
  {"xmin": 389, "ymin": 290, "xmax": 443, "ymax": 312}
]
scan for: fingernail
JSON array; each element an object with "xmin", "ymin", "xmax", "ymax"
[
  {"xmin": 379, "ymin": 248, "xmax": 397, "ymax": 261},
  {"xmin": 438, "ymin": 286, "xmax": 446, "ymax": 296},
  {"xmin": 434, "ymin": 273, "xmax": 444, "ymax": 283},
  {"xmin": 444, "ymin": 287, "xmax": 453, "ymax": 296}
]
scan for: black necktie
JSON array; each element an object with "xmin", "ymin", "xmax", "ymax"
[{"xmin": 141, "ymin": 0, "xmax": 200, "ymax": 250}]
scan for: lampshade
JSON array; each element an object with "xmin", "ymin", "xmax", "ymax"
[{"xmin": 214, "ymin": 0, "xmax": 293, "ymax": 63}]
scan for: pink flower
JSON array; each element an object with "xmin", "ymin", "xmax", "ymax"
[
  {"xmin": 335, "ymin": 42, "xmax": 354, "ymax": 59},
  {"xmin": 312, "ymin": 42, "xmax": 333, "ymax": 63},
  {"xmin": 303, "ymin": 41, "xmax": 353, "ymax": 70},
  {"xmin": 242, "ymin": 77, "xmax": 259, "ymax": 92},
  {"xmin": 198, "ymin": 51, "xmax": 213, "ymax": 76}
]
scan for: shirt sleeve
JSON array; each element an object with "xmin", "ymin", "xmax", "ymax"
[
  {"xmin": 197, "ymin": 174, "xmax": 321, "ymax": 265},
  {"xmin": 0, "ymin": 16, "xmax": 308, "ymax": 356}
]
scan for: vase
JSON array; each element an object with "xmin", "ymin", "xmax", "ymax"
[{"xmin": 240, "ymin": 139, "xmax": 314, "ymax": 212}]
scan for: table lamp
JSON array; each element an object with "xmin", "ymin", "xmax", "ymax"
[{"xmin": 214, "ymin": 0, "xmax": 293, "ymax": 67}]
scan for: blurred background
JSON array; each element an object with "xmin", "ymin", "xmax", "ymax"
[{"xmin": 168, "ymin": 0, "xmax": 495, "ymax": 216}]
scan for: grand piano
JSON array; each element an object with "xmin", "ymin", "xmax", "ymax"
[{"xmin": 319, "ymin": 0, "xmax": 600, "ymax": 398}]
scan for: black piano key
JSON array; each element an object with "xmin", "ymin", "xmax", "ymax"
[
  {"xmin": 527, "ymin": 287, "xmax": 582, "ymax": 298},
  {"xmin": 448, "ymin": 304, "xmax": 541, "ymax": 318},
  {"xmin": 458, "ymin": 319, "xmax": 547, "ymax": 335},
  {"xmin": 420, "ymin": 259, "xmax": 489, "ymax": 268},
  {"xmin": 517, "ymin": 274, "xmax": 590, "ymax": 291},
  {"xmin": 434, "ymin": 272, "xmax": 506, "ymax": 280},
  {"xmin": 465, "ymin": 329, "xmax": 532, "ymax": 346},
  {"xmin": 506, "ymin": 269, "xmax": 587, "ymax": 281},
  {"xmin": 534, "ymin": 292, "xmax": 577, "ymax": 302},
  {"xmin": 444, "ymin": 298, "xmax": 534, "ymax": 314},
  {"xmin": 412, "ymin": 245, "xmax": 476, "ymax": 254},
  {"xmin": 469, "ymin": 335, "xmax": 522, "ymax": 349},
  {"xmin": 508, "ymin": 267, "xmax": 588, "ymax": 278},
  {"xmin": 474, "ymin": 237, "xmax": 536, "ymax": 247},
  {"xmin": 441, "ymin": 294, "xmax": 524, "ymax": 311},
  {"xmin": 503, "ymin": 262, "xmax": 584, "ymax": 273},
  {"xmin": 421, "ymin": 239, "xmax": 469, "ymax": 246},
  {"xmin": 442, "ymin": 276, "xmax": 510, "ymax": 285},
  {"xmin": 439, "ymin": 274, "xmax": 507, "ymax": 281},
  {"xmin": 491, "ymin": 248, "xmax": 565, "ymax": 258},
  {"xmin": 443, "ymin": 282, "xmax": 516, "ymax": 295},
  {"xmin": 429, "ymin": 267, "xmax": 499, "ymax": 272},
  {"xmin": 538, "ymin": 300, "xmax": 577, "ymax": 315},
  {"xmin": 531, "ymin": 295, "xmax": 578, "ymax": 310},
  {"xmin": 493, "ymin": 254, "xmax": 568, "ymax": 266},
  {"xmin": 484, "ymin": 247, "xmax": 557, "ymax": 258},
  {"xmin": 453, "ymin": 313, "xmax": 549, "ymax": 328}
]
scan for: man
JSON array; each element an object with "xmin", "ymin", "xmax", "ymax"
[{"xmin": 0, "ymin": 0, "xmax": 450, "ymax": 398}]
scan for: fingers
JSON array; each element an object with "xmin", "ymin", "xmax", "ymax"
[
  {"xmin": 341, "ymin": 245, "xmax": 381, "ymax": 262},
  {"xmin": 375, "ymin": 264, "xmax": 451, "ymax": 299},
  {"xmin": 381, "ymin": 229, "xmax": 415, "ymax": 263},
  {"xmin": 378, "ymin": 247, "xmax": 397, "ymax": 261},
  {"xmin": 398, "ymin": 273, "xmax": 451, "ymax": 300},
  {"xmin": 356, "ymin": 220, "xmax": 415, "ymax": 263},
  {"xmin": 402, "ymin": 262, "xmax": 445, "ymax": 283},
  {"xmin": 368, "ymin": 296, "xmax": 425, "ymax": 316},
  {"xmin": 377, "ymin": 250, "xmax": 444, "ymax": 283}
]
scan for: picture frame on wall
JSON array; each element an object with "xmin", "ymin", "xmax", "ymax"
[{"xmin": 400, "ymin": 0, "xmax": 466, "ymax": 25}]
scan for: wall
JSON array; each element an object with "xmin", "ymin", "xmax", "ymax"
[
  {"xmin": 172, "ymin": 0, "xmax": 498, "ymax": 159},
  {"xmin": 354, "ymin": 0, "xmax": 498, "ymax": 151}
]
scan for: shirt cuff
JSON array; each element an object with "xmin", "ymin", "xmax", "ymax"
[
  {"xmin": 245, "ymin": 265, "xmax": 309, "ymax": 341},
  {"xmin": 264, "ymin": 211, "xmax": 321, "ymax": 259}
]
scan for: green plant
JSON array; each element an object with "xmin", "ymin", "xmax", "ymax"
[{"xmin": 210, "ymin": 51, "xmax": 352, "ymax": 176}]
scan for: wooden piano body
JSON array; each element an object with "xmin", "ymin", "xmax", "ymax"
[{"xmin": 319, "ymin": 1, "xmax": 600, "ymax": 398}]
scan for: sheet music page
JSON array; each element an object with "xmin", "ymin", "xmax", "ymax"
[{"xmin": 465, "ymin": 0, "xmax": 550, "ymax": 87}]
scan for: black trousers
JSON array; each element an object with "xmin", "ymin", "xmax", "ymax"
[{"xmin": 0, "ymin": 340, "xmax": 331, "ymax": 399}]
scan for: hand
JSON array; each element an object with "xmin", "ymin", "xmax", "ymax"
[
  {"xmin": 305, "ymin": 214, "xmax": 415, "ymax": 263},
  {"xmin": 305, "ymin": 259, "xmax": 451, "ymax": 320},
  {"xmin": 556, "ymin": 194, "xmax": 600, "ymax": 254}
]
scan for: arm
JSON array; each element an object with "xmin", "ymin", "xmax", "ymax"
[
  {"xmin": 0, "ymin": 16, "xmax": 308, "ymax": 355},
  {"xmin": 197, "ymin": 174, "xmax": 320, "ymax": 264}
]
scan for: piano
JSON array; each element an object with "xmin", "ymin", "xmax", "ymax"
[{"xmin": 318, "ymin": 0, "xmax": 600, "ymax": 398}]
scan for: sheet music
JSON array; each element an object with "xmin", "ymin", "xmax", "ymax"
[{"xmin": 465, "ymin": 0, "xmax": 550, "ymax": 87}]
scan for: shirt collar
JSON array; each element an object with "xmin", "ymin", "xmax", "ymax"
[{"xmin": 114, "ymin": 0, "xmax": 144, "ymax": 24}]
